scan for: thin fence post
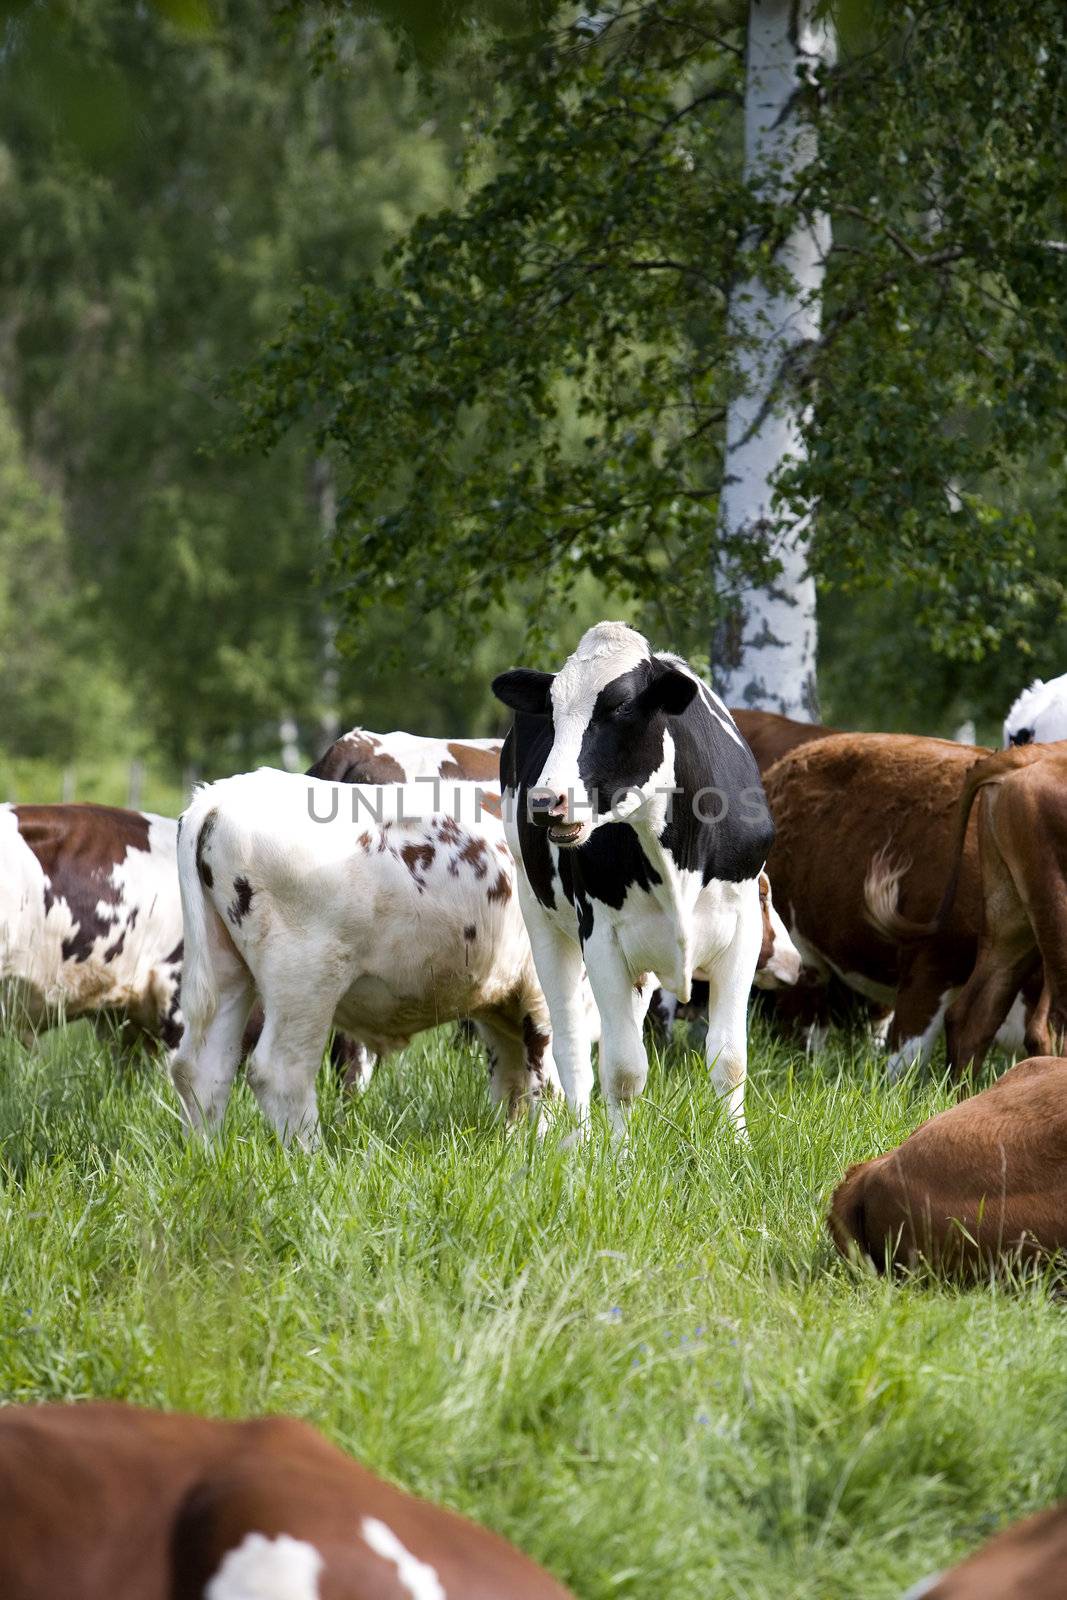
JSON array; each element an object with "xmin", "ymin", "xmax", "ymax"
[
  {"xmin": 127, "ymin": 759, "xmax": 143, "ymax": 810},
  {"xmin": 61, "ymin": 766, "xmax": 76, "ymax": 804}
]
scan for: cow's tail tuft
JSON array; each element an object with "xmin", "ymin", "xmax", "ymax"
[
  {"xmin": 866, "ymin": 752, "xmax": 1012, "ymax": 946},
  {"xmin": 862, "ymin": 848, "xmax": 938, "ymax": 941},
  {"xmin": 863, "ymin": 848, "xmax": 917, "ymax": 939},
  {"xmin": 176, "ymin": 790, "xmax": 221, "ymax": 1037}
]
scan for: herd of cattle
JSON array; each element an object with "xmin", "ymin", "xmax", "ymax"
[{"xmin": 2, "ymin": 625, "xmax": 1067, "ymax": 1597}]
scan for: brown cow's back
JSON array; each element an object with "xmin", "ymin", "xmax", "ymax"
[
  {"xmin": 828, "ymin": 1056, "xmax": 1067, "ymax": 1274},
  {"xmin": 0, "ymin": 1403, "xmax": 575, "ymax": 1600},
  {"xmin": 730, "ymin": 708, "xmax": 833, "ymax": 775}
]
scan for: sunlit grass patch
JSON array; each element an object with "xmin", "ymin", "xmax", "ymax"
[{"xmin": 0, "ymin": 1019, "xmax": 1062, "ymax": 1597}]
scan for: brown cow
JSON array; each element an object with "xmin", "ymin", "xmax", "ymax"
[
  {"xmin": 730, "ymin": 707, "xmax": 835, "ymax": 775},
  {"xmin": 0, "ymin": 1401, "xmax": 575, "ymax": 1600},
  {"xmin": 828, "ymin": 1055, "xmax": 1067, "ymax": 1275},
  {"xmin": 869, "ymin": 741, "xmax": 1067, "ymax": 1073},
  {"xmin": 902, "ymin": 1496, "xmax": 1067, "ymax": 1598},
  {"xmin": 764, "ymin": 732, "xmax": 1033, "ymax": 1072}
]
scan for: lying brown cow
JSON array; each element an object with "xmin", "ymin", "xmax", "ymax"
[
  {"xmin": 0, "ymin": 1401, "xmax": 575, "ymax": 1599},
  {"xmin": 829, "ymin": 1056, "xmax": 1067, "ymax": 1275},
  {"xmin": 766, "ymin": 732, "xmax": 1030, "ymax": 1072},
  {"xmin": 873, "ymin": 741, "xmax": 1067, "ymax": 1073},
  {"xmin": 730, "ymin": 707, "xmax": 834, "ymax": 775},
  {"xmin": 903, "ymin": 1496, "xmax": 1067, "ymax": 1598}
]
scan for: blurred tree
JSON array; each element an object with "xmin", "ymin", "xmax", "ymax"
[
  {"xmin": 0, "ymin": 0, "xmax": 463, "ymax": 766},
  {"xmin": 243, "ymin": 0, "xmax": 1067, "ymax": 722},
  {"xmin": 0, "ymin": 397, "xmax": 135, "ymax": 761},
  {"xmin": 3, "ymin": 0, "xmax": 1064, "ymax": 776}
]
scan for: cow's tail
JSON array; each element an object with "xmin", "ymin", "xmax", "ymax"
[
  {"xmin": 175, "ymin": 791, "xmax": 223, "ymax": 1036},
  {"xmin": 863, "ymin": 752, "xmax": 1007, "ymax": 944}
]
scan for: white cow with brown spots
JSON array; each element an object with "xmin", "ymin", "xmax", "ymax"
[
  {"xmin": 305, "ymin": 725, "xmax": 505, "ymax": 1088},
  {"xmin": 0, "ymin": 1401, "xmax": 576, "ymax": 1599},
  {"xmin": 173, "ymin": 770, "xmax": 568, "ymax": 1144}
]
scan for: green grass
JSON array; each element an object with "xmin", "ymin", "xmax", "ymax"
[{"xmin": 0, "ymin": 1020, "xmax": 1064, "ymax": 1598}]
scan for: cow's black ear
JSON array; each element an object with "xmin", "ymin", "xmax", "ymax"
[
  {"xmin": 638, "ymin": 668, "xmax": 698, "ymax": 717},
  {"xmin": 492, "ymin": 669, "xmax": 555, "ymax": 716}
]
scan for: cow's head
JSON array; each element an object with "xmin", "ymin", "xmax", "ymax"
[
  {"xmin": 493, "ymin": 621, "xmax": 697, "ymax": 847},
  {"xmin": 753, "ymin": 872, "xmax": 802, "ymax": 989},
  {"xmin": 1003, "ymin": 673, "xmax": 1067, "ymax": 748}
]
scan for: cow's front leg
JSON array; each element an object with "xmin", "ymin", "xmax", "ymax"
[
  {"xmin": 584, "ymin": 927, "xmax": 648, "ymax": 1145},
  {"xmin": 517, "ymin": 883, "xmax": 593, "ymax": 1123},
  {"xmin": 703, "ymin": 882, "xmax": 762, "ymax": 1139}
]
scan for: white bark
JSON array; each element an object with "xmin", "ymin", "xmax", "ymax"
[
  {"xmin": 713, "ymin": 0, "xmax": 834, "ymax": 720},
  {"xmin": 312, "ymin": 455, "xmax": 341, "ymax": 750}
]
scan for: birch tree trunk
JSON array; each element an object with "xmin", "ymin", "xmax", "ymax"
[
  {"xmin": 712, "ymin": 0, "xmax": 834, "ymax": 720},
  {"xmin": 312, "ymin": 455, "xmax": 341, "ymax": 751}
]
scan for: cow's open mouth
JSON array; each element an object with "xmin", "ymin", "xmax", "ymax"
[{"xmin": 548, "ymin": 820, "xmax": 585, "ymax": 846}]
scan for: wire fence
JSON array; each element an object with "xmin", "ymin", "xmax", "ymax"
[{"xmin": 2, "ymin": 760, "xmax": 199, "ymax": 818}]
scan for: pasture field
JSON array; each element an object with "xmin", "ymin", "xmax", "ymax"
[
  {"xmin": 0, "ymin": 755, "xmax": 188, "ymax": 818},
  {"xmin": 0, "ymin": 1020, "xmax": 1064, "ymax": 1599}
]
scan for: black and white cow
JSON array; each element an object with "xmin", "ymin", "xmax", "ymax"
[
  {"xmin": 1003, "ymin": 672, "xmax": 1067, "ymax": 746},
  {"xmin": 493, "ymin": 621, "xmax": 775, "ymax": 1141}
]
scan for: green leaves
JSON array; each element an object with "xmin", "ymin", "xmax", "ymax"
[
  {"xmin": 1, "ymin": 0, "xmax": 465, "ymax": 763},
  {"xmin": 240, "ymin": 3, "xmax": 748, "ymax": 657},
  {"xmin": 242, "ymin": 0, "xmax": 1067, "ymax": 680}
]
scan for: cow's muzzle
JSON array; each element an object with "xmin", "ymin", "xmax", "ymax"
[
  {"xmin": 529, "ymin": 790, "xmax": 569, "ymax": 827},
  {"xmin": 529, "ymin": 789, "xmax": 587, "ymax": 846}
]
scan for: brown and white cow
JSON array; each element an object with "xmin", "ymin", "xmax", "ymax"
[
  {"xmin": 730, "ymin": 708, "xmax": 835, "ymax": 776},
  {"xmin": 0, "ymin": 1401, "xmax": 575, "ymax": 1600},
  {"xmin": 0, "ymin": 802, "xmax": 182, "ymax": 1048},
  {"xmin": 308, "ymin": 727, "xmax": 502, "ymax": 786},
  {"xmin": 870, "ymin": 741, "xmax": 1067, "ymax": 1073},
  {"xmin": 173, "ymin": 771, "xmax": 576, "ymax": 1144},
  {"xmin": 764, "ymin": 732, "xmax": 1032, "ymax": 1072},
  {"xmin": 753, "ymin": 870, "xmax": 803, "ymax": 989},
  {"xmin": 828, "ymin": 1055, "xmax": 1067, "ymax": 1276},
  {"xmin": 903, "ymin": 1494, "xmax": 1067, "ymax": 1599}
]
